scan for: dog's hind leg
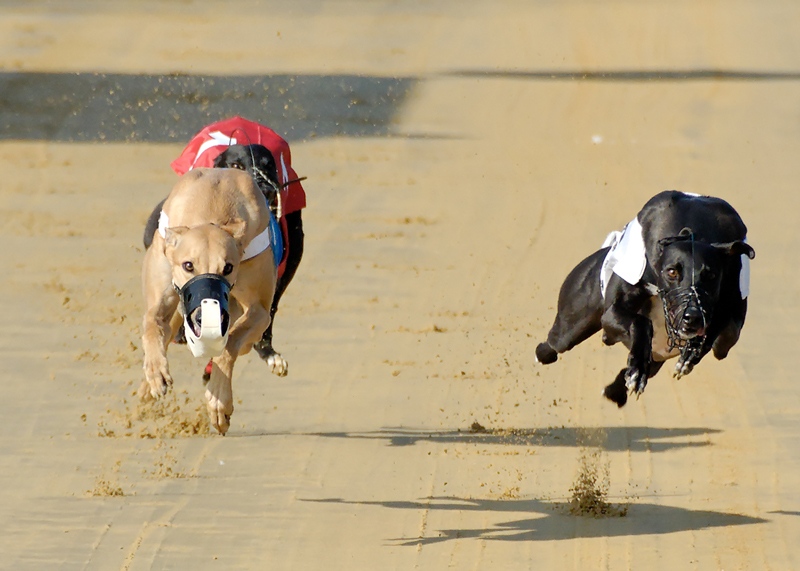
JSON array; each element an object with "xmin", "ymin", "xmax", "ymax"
[
  {"xmin": 536, "ymin": 312, "xmax": 602, "ymax": 364},
  {"xmin": 536, "ymin": 249, "xmax": 605, "ymax": 364},
  {"xmin": 254, "ymin": 211, "xmax": 304, "ymax": 377}
]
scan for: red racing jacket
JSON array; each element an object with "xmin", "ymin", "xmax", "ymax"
[{"xmin": 171, "ymin": 117, "xmax": 307, "ymax": 277}]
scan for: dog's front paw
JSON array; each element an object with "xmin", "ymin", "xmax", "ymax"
[
  {"xmin": 205, "ymin": 386, "xmax": 234, "ymax": 435},
  {"xmin": 140, "ymin": 354, "xmax": 173, "ymax": 400},
  {"xmin": 674, "ymin": 341, "xmax": 702, "ymax": 379},
  {"xmin": 624, "ymin": 366, "xmax": 648, "ymax": 397},
  {"xmin": 673, "ymin": 358, "xmax": 694, "ymax": 379}
]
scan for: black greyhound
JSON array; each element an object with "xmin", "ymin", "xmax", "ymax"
[{"xmin": 535, "ymin": 191, "xmax": 754, "ymax": 407}]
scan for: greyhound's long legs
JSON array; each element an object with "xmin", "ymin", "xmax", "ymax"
[
  {"xmin": 140, "ymin": 245, "xmax": 180, "ymax": 400},
  {"xmin": 204, "ymin": 303, "xmax": 271, "ymax": 434}
]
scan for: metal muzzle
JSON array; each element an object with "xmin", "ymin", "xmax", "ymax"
[
  {"xmin": 660, "ymin": 285, "xmax": 712, "ymax": 349},
  {"xmin": 178, "ymin": 273, "xmax": 232, "ymax": 358}
]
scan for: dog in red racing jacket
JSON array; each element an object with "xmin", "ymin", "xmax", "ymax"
[{"xmin": 144, "ymin": 117, "xmax": 306, "ymax": 377}]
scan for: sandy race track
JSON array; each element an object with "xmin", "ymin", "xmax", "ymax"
[{"xmin": 2, "ymin": 1, "xmax": 800, "ymax": 569}]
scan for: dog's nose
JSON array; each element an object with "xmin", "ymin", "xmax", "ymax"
[{"xmin": 681, "ymin": 306, "xmax": 705, "ymax": 334}]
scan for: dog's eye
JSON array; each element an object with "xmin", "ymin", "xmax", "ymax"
[
  {"xmin": 231, "ymin": 162, "xmax": 244, "ymax": 170},
  {"xmin": 222, "ymin": 263, "xmax": 234, "ymax": 276},
  {"xmin": 182, "ymin": 261, "xmax": 194, "ymax": 273},
  {"xmin": 665, "ymin": 268, "xmax": 679, "ymax": 280}
]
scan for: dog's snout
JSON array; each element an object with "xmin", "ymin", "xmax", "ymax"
[
  {"xmin": 188, "ymin": 307, "xmax": 203, "ymax": 338},
  {"xmin": 188, "ymin": 304, "xmax": 230, "ymax": 338},
  {"xmin": 683, "ymin": 306, "xmax": 703, "ymax": 322},
  {"xmin": 679, "ymin": 305, "xmax": 706, "ymax": 336}
]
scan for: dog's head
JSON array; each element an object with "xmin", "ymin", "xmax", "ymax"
[
  {"xmin": 163, "ymin": 220, "xmax": 246, "ymax": 357},
  {"xmin": 214, "ymin": 144, "xmax": 280, "ymax": 214},
  {"xmin": 656, "ymin": 229, "xmax": 755, "ymax": 342}
]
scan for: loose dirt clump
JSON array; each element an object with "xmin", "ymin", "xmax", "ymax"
[
  {"xmin": 567, "ymin": 447, "xmax": 627, "ymax": 518},
  {"xmin": 97, "ymin": 390, "xmax": 211, "ymax": 439},
  {"xmin": 87, "ymin": 477, "xmax": 124, "ymax": 497},
  {"xmin": 469, "ymin": 421, "xmax": 488, "ymax": 433},
  {"xmin": 133, "ymin": 394, "xmax": 211, "ymax": 439},
  {"xmin": 497, "ymin": 485, "xmax": 521, "ymax": 499},
  {"xmin": 148, "ymin": 443, "xmax": 188, "ymax": 479}
]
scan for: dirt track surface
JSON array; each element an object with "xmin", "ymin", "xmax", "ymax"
[{"xmin": 2, "ymin": 2, "xmax": 800, "ymax": 569}]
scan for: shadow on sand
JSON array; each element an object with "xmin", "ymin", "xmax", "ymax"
[
  {"xmin": 446, "ymin": 68, "xmax": 800, "ymax": 82},
  {"xmin": 0, "ymin": 72, "xmax": 418, "ymax": 143},
  {"xmin": 305, "ymin": 495, "xmax": 766, "ymax": 545},
  {"xmin": 301, "ymin": 425, "xmax": 721, "ymax": 453}
]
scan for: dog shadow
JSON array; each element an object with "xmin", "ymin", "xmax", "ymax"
[
  {"xmin": 304, "ymin": 495, "xmax": 766, "ymax": 545},
  {"xmin": 302, "ymin": 425, "xmax": 721, "ymax": 453}
]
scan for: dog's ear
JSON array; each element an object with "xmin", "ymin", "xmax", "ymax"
[
  {"xmin": 658, "ymin": 234, "xmax": 689, "ymax": 251},
  {"xmin": 711, "ymin": 240, "xmax": 755, "ymax": 260},
  {"xmin": 220, "ymin": 218, "xmax": 247, "ymax": 250},
  {"xmin": 212, "ymin": 151, "xmax": 229, "ymax": 168},
  {"xmin": 657, "ymin": 228, "xmax": 695, "ymax": 255},
  {"xmin": 164, "ymin": 226, "xmax": 189, "ymax": 249},
  {"xmin": 658, "ymin": 236, "xmax": 680, "ymax": 250},
  {"xmin": 258, "ymin": 152, "xmax": 278, "ymax": 184},
  {"xmin": 250, "ymin": 145, "xmax": 279, "ymax": 186}
]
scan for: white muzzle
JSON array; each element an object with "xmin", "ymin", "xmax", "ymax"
[
  {"xmin": 177, "ymin": 273, "xmax": 232, "ymax": 359},
  {"xmin": 185, "ymin": 298, "xmax": 228, "ymax": 358}
]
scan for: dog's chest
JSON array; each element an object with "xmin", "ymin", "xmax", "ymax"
[{"xmin": 647, "ymin": 296, "xmax": 680, "ymax": 361}]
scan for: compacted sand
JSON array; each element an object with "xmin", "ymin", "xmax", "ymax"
[{"xmin": 1, "ymin": 2, "xmax": 799, "ymax": 569}]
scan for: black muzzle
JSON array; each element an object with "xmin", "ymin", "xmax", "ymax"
[{"xmin": 178, "ymin": 273, "xmax": 232, "ymax": 339}]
